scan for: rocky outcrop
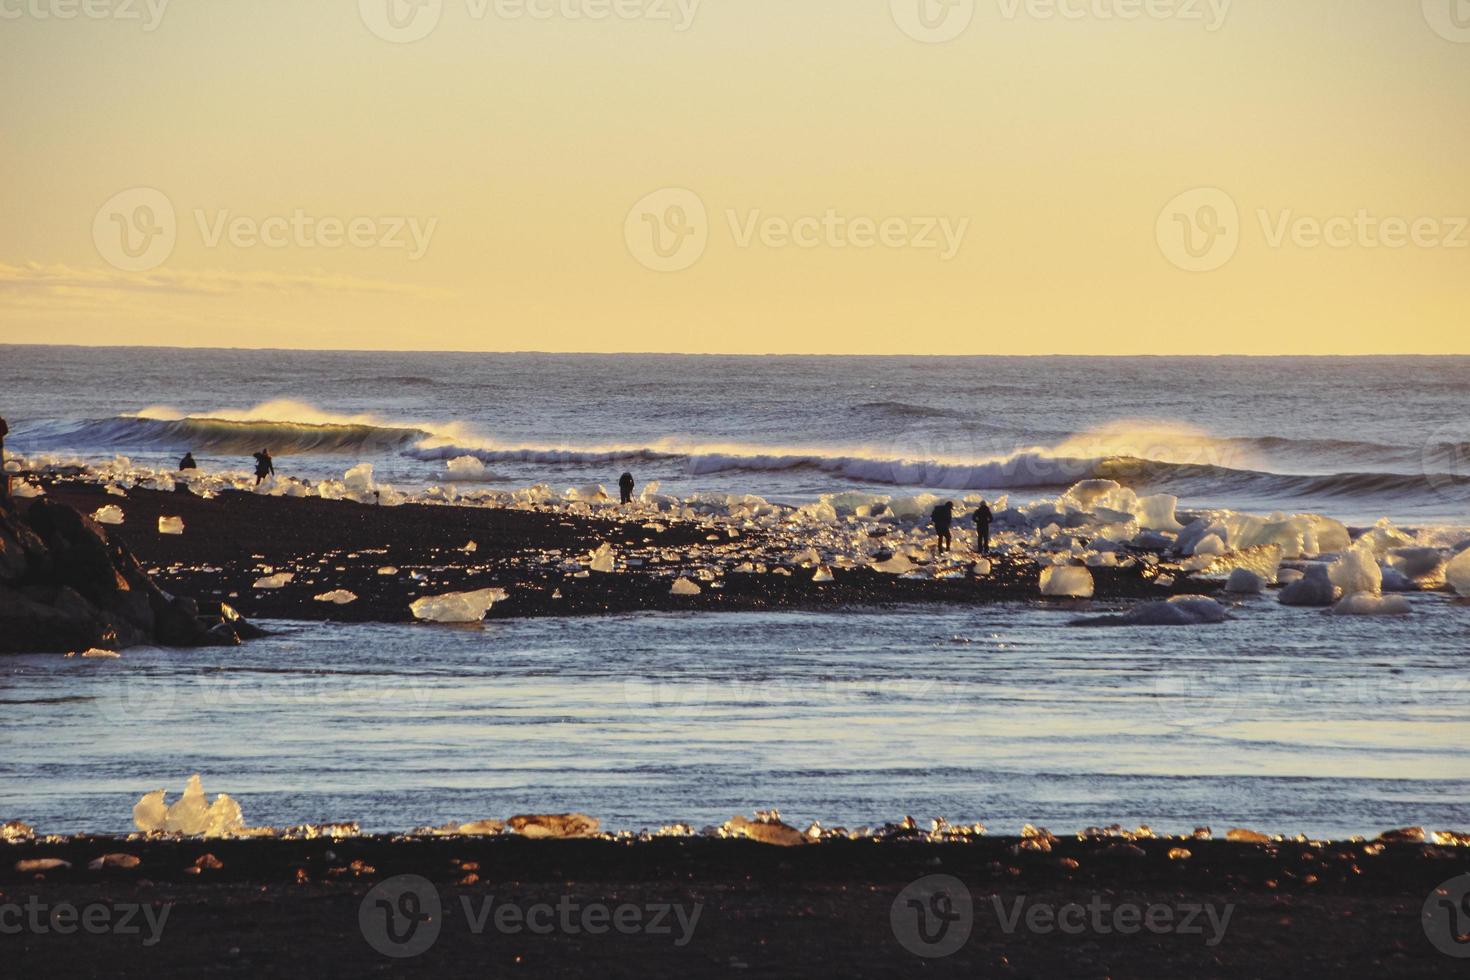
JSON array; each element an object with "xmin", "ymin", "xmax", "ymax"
[{"xmin": 0, "ymin": 497, "xmax": 262, "ymax": 654}]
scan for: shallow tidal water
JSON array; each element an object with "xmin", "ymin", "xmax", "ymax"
[{"xmin": 3, "ymin": 598, "xmax": 1467, "ymax": 840}]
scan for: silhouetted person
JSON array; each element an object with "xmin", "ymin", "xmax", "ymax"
[
  {"xmin": 179, "ymin": 452, "xmax": 198, "ymax": 471},
  {"xmin": 253, "ymin": 449, "xmax": 274, "ymax": 486},
  {"xmin": 932, "ymin": 501, "xmax": 954, "ymax": 553},
  {"xmin": 619, "ymin": 471, "xmax": 635, "ymax": 505},
  {"xmin": 0, "ymin": 415, "xmax": 9, "ymax": 500},
  {"xmin": 974, "ymin": 500, "xmax": 993, "ymax": 556}
]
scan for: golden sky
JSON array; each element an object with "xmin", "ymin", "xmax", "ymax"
[{"xmin": 2, "ymin": 0, "xmax": 1468, "ymax": 354}]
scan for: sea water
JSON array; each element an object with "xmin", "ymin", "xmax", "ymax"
[{"xmin": 1, "ymin": 347, "xmax": 1467, "ymax": 836}]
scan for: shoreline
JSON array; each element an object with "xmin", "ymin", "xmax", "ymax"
[{"xmin": 28, "ymin": 479, "xmax": 1172, "ymax": 626}]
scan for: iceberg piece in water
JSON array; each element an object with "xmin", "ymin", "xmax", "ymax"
[
  {"xmin": 445, "ymin": 455, "xmax": 487, "ymax": 479},
  {"xmin": 1328, "ymin": 541, "xmax": 1382, "ymax": 597},
  {"xmin": 158, "ymin": 515, "xmax": 185, "ymax": 535},
  {"xmin": 92, "ymin": 505, "xmax": 125, "ymax": 525},
  {"xmin": 1446, "ymin": 547, "xmax": 1470, "ymax": 596},
  {"xmin": 410, "ymin": 588, "xmax": 509, "ymax": 623},
  {"xmin": 1040, "ymin": 566, "xmax": 1094, "ymax": 598},
  {"xmin": 1279, "ymin": 564, "xmax": 1338, "ymax": 607},
  {"xmin": 1225, "ymin": 568, "xmax": 1268, "ymax": 594},
  {"xmin": 1077, "ymin": 595, "xmax": 1228, "ymax": 627},
  {"xmin": 1333, "ymin": 593, "xmax": 1412, "ymax": 616}
]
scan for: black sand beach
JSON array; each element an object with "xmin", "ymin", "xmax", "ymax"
[
  {"xmin": 34, "ymin": 479, "xmax": 1169, "ymax": 624},
  {"xmin": 3, "ymin": 832, "xmax": 1465, "ymax": 977}
]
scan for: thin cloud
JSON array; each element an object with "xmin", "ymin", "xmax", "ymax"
[{"xmin": 0, "ymin": 262, "xmax": 446, "ymax": 298}]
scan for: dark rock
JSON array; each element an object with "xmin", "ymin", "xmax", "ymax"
[{"xmin": 0, "ymin": 496, "xmax": 262, "ymax": 654}]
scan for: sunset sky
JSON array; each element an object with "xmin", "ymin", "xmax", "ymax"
[{"xmin": 2, "ymin": 0, "xmax": 1468, "ymax": 354}]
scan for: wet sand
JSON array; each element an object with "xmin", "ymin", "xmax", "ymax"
[
  {"xmin": 3, "ymin": 833, "xmax": 1464, "ymax": 978},
  {"xmin": 36, "ymin": 481, "xmax": 1165, "ymax": 624}
]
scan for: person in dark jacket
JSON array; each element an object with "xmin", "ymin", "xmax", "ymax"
[
  {"xmin": 0, "ymin": 415, "xmax": 9, "ymax": 499},
  {"xmin": 252, "ymin": 449, "xmax": 275, "ymax": 486},
  {"xmin": 974, "ymin": 500, "xmax": 993, "ymax": 556},
  {"xmin": 931, "ymin": 501, "xmax": 954, "ymax": 553},
  {"xmin": 618, "ymin": 471, "xmax": 636, "ymax": 505},
  {"xmin": 179, "ymin": 452, "xmax": 198, "ymax": 471}
]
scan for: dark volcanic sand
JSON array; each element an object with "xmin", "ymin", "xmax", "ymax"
[
  {"xmin": 35, "ymin": 481, "xmax": 1166, "ymax": 624},
  {"xmin": 3, "ymin": 834, "xmax": 1465, "ymax": 978}
]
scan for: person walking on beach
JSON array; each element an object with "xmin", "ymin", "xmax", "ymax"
[
  {"xmin": 931, "ymin": 501, "xmax": 954, "ymax": 553},
  {"xmin": 619, "ymin": 471, "xmax": 636, "ymax": 505},
  {"xmin": 179, "ymin": 452, "xmax": 197, "ymax": 471},
  {"xmin": 0, "ymin": 415, "xmax": 9, "ymax": 500},
  {"xmin": 252, "ymin": 449, "xmax": 275, "ymax": 486},
  {"xmin": 974, "ymin": 499, "xmax": 993, "ymax": 556}
]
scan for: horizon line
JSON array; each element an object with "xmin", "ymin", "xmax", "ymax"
[{"xmin": 4, "ymin": 343, "xmax": 1468, "ymax": 359}]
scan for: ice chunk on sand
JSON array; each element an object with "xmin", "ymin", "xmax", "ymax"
[
  {"xmin": 253, "ymin": 572, "xmax": 294, "ymax": 589},
  {"xmin": 134, "ymin": 775, "xmax": 246, "ymax": 837},
  {"xmin": 11, "ymin": 480, "xmax": 44, "ymax": 498},
  {"xmin": 410, "ymin": 588, "xmax": 509, "ymax": 623},
  {"xmin": 813, "ymin": 565, "xmax": 835, "ymax": 583},
  {"xmin": 723, "ymin": 814, "xmax": 807, "ymax": 847},
  {"xmin": 313, "ymin": 590, "xmax": 358, "ymax": 605},
  {"xmin": 872, "ymin": 553, "xmax": 917, "ymax": 575},
  {"xmin": 91, "ymin": 505, "xmax": 125, "ymax": 525},
  {"xmin": 1279, "ymin": 565, "xmax": 1338, "ymax": 607},
  {"xmin": 670, "ymin": 577, "xmax": 702, "ymax": 596},
  {"xmin": 344, "ymin": 463, "xmax": 376, "ymax": 493},
  {"xmin": 133, "ymin": 790, "xmax": 166, "ymax": 831},
  {"xmin": 157, "ymin": 515, "xmax": 184, "ymax": 535},
  {"xmin": 588, "ymin": 543, "xmax": 616, "ymax": 574},
  {"xmin": 1333, "ymin": 593, "xmax": 1412, "ymax": 616},
  {"xmin": 446, "ymin": 455, "xmax": 487, "ymax": 478},
  {"xmin": 1328, "ymin": 542, "xmax": 1382, "ymax": 597},
  {"xmin": 507, "ymin": 813, "xmax": 600, "ymax": 839},
  {"xmin": 1446, "ymin": 547, "xmax": 1470, "ymax": 596},
  {"xmin": 1136, "ymin": 493, "xmax": 1184, "ymax": 533},
  {"xmin": 1225, "ymin": 568, "xmax": 1268, "ymax": 594},
  {"xmin": 1040, "ymin": 566, "xmax": 1094, "ymax": 598}
]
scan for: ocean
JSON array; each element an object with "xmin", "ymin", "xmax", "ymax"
[{"xmin": 1, "ymin": 346, "xmax": 1467, "ymax": 837}]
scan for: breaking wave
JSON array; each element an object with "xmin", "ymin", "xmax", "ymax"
[{"xmin": 21, "ymin": 403, "xmax": 1463, "ymax": 502}]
